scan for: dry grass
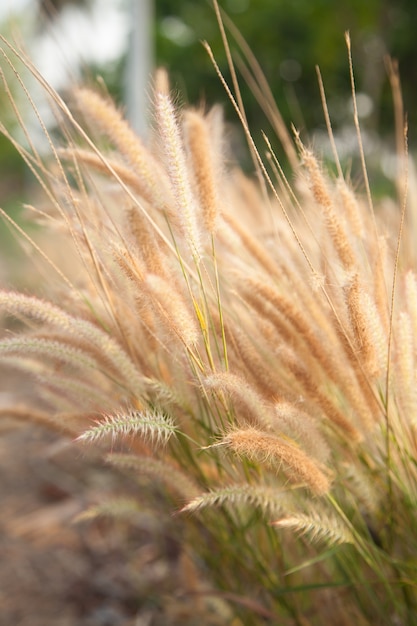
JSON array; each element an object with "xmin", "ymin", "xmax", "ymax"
[{"xmin": 0, "ymin": 18, "xmax": 417, "ymax": 625}]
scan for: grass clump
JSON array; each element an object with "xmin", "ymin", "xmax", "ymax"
[{"xmin": 1, "ymin": 21, "xmax": 417, "ymax": 625}]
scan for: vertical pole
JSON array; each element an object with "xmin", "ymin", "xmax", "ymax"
[{"xmin": 125, "ymin": 0, "xmax": 153, "ymax": 137}]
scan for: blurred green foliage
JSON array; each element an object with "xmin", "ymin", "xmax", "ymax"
[
  {"xmin": 154, "ymin": 0, "xmax": 417, "ymax": 147},
  {"xmin": 2, "ymin": 0, "xmax": 417, "ymax": 194},
  {"xmin": 0, "ymin": 34, "xmax": 31, "ymax": 253}
]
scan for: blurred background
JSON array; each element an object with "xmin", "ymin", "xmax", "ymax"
[{"xmin": 1, "ymin": 0, "xmax": 416, "ymax": 267}]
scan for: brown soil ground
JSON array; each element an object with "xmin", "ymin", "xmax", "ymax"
[
  {"xmin": 0, "ymin": 422, "xmax": 155, "ymax": 625},
  {"xmin": 0, "ymin": 417, "xmax": 231, "ymax": 626}
]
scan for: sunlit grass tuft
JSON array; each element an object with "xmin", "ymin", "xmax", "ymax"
[{"xmin": 1, "ymin": 19, "xmax": 417, "ymax": 625}]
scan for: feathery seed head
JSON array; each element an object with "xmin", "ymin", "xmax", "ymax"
[
  {"xmin": 184, "ymin": 109, "xmax": 220, "ymax": 233},
  {"xmin": 223, "ymin": 427, "xmax": 331, "ymax": 495},
  {"xmin": 77, "ymin": 408, "xmax": 176, "ymax": 446},
  {"xmin": 154, "ymin": 91, "xmax": 202, "ymax": 260}
]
